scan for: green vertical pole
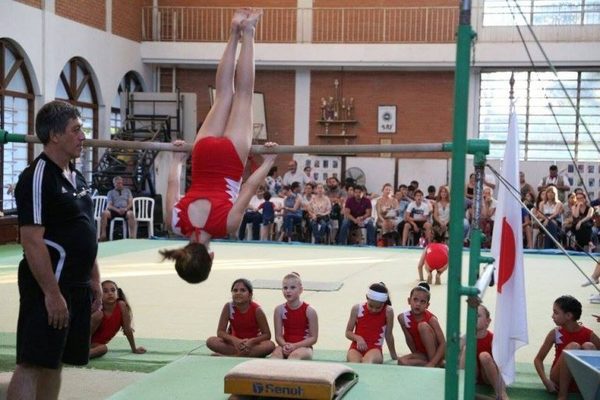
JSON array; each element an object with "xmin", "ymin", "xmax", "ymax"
[
  {"xmin": 463, "ymin": 155, "xmax": 487, "ymax": 400},
  {"xmin": 446, "ymin": 1, "xmax": 476, "ymax": 399}
]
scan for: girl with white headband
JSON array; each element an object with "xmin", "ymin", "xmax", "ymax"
[
  {"xmin": 397, "ymin": 282, "xmax": 446, "ymax": 367},
  {"xmin": 345, "ymin": 282, "xmax": 397, "ymax": 364}
]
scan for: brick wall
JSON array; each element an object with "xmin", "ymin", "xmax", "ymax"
[
  {"xmin": 56, "ymin": 0, "xmax": 106, "ymax": 31},
  {"xmin": 172, "ymin": 67, "xmax": 296, "ymax": 166},
  {"xmin": 113, "ymin": 0, "xmax": 152, "ymax": 42},
  {"xmin": 14, "ymin": 0, "xmax": 42, "ymax": 9},
  {"xmin": 310, "ymin": 70, "xmax": 454, "ymax": 159},
  {"xmin": 171, "ymin": 67, "xmax": 453, "ymax": 160}
]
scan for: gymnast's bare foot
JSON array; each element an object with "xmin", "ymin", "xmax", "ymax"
[
  {"xmin": 241, "ymin": 8, "xmax": 262, "ymax": 35},
  {"xmin": 231, "ymin": 8, "xmax": 248, "ymax": 35}
]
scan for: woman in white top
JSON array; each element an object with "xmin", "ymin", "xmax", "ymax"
[
  {"xmin": 376, "ymin": 183, "xmax": 399, "ymax": 246},
  {"xmin": 308, "ymin": 183, "xmax": 332, "ymax": 244},
  {"xmin": 480, "ymin": 187, "xmax": 497, "ymax": 248},
  {"xmin": 539, "ymin": 185, "xmax": 563, "ymax": 249},
  {"xmin": 432, "ymin": 185, "xmax": 450, "ymax": 237}
]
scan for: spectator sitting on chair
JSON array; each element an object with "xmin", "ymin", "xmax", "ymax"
[
  {"xmin": 394, "ymin": 185, "xmax": 411, "ymax": 239},
  {"xmin": 282, "ymin": 160, "xmax": 310, "ymax": 190},
  {"xmin": 308, "ymin": 183, "xmax": 332, "ymax": 244},
  {"xmin": 280, "ymin": 182, "xmax": 303, "ymax": 242},
  {"xmin": 338, "ymin": 185, "xmax": 376, "ymax": 246},
  {"xmin": 401, "ymin": 189, "xmax": 432, "ymax": 246},
  {"xmin": 539, "ymin": 185, "xmax": 563, "ymax": 249},
  {"xmin": 376, "ymin": 183, "xmax": 399, "ymax": 246},
  {"xmin": 238, "ymin": 185, "xmax": 266, "ymax": 241},
  {"xmin": 99, "ymin": 176, "xmax": 135, "ymax": 240},
  {"xmin": 479, "ymin": 186, "xmax": 497, "ymax": 248}
]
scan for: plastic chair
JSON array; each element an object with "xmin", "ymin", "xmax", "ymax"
[
  {"xmin": 109, "ymin": 217, "xmax": 127, "ymax": 241},
  {"xmin": 92, "ymin": 195, "xmax": 107, "ymax": 239},
  {"xmin": 133, "ymin": 197, "xmax": 155, "ymax": 238}
]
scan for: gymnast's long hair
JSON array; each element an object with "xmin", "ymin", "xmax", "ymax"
[{"xmin": 159, "ymin": 242, "xmax": 212, "ymax": 284}]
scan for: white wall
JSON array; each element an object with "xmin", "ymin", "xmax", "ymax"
[
  {"xmin": 346, "ymin": 157, "xmax": 396, "ymax": 194},
  {"xmin": 0, "ymin": 1, "xmax": 151, "ymax": 142}
]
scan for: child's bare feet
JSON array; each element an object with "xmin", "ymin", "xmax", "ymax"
[
  {"xmin": 435, "ymin": 274, "xmax": 442, "ymax": 285},
  {"xmin": 231, "ymin": 9, "xmax": 248, "ymax": 35},
  {"xmin": 241, "ymin": 8, "xmax": 262, "ymax": 35}
]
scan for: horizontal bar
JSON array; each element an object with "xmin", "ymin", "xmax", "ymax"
[{"xmin": 1, "ymin": 131, "xmax": 450, "ymax": 154}]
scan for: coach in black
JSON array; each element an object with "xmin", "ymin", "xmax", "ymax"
[{"xmin": 7, "ymin": 101, "xmax": 102, "ymax": 400}]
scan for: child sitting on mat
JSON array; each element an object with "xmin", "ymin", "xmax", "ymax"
[
  {"xmin": 534, "ymin": 295, "xmax": 600, "ymax": 399},
  {"xmin": 345, "ymin": 282, "xmax": 397, "ymax": 364},
  {"xmin": 272, "ymin": 272, "xmax": 318, "ymax": 360},
  {"xmin": 417, "ymin": 227, "xmax": 449, "ymax": 285},
  {"xmin": 459, "ymin": 304, "xmax": 508, "ymax": 400},
  {"xmin": 397, "ymin": 282, "xmax": 445, "ymax": 367},
  {"xmin": 206, "ymin": 278, "xmax": 275, "ymax": 357},
  {"xmin": 90, "ymin": 280, "xmax": 146, "ymax": 358}
]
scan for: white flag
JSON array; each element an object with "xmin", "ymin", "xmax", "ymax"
[{"xmin": 491, "ymin": 104, "xmax": 529, "ymax": 385}]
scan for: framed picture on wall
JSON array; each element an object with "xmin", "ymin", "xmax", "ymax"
[
  {"xmin": 378, "ymin": 105, "xmax": 396, "ymax": 134},
  {"xmin": 209, "ymin": 87, "xmax": 267, "ymax": 140}
]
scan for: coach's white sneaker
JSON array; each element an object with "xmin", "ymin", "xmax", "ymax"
[
  {"xmin": 582, "ymin": 279, "xmax": 599, "ymax": 287},
  {"xmin": 590, "ymin": 294, "xmax": 600, "ymax": 304}
]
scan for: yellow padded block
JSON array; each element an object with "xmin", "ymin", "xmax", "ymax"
[{"xmin": 224, "ymin": 359, "xmax": 358, "ymax": 399}]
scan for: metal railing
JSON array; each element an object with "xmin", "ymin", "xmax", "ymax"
[{"xmin": 141, "ymin": 6, "xmax": 459, "ymax": 43}]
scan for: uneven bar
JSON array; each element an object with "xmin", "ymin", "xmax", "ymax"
[{"xmin": 1, "ymin": 131, "xmax": 449, "ymax": 155}]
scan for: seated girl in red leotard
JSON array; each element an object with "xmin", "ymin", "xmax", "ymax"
[
  {"xmin": 534, "ymin": 295, "xmax": 600, "ymax": 399},
  {"xmin": 397, "ymin": 282, "xmax": 446, "ymax": 367},
  {"xmin": 90, "ymin": 280, "xmax": 146, "ymax": 359},
  {"xmin": 206, "ymin": 278, "xmax": 275, "ymax": 357},
  {"xmin": 345, "ymin": 282, "xmax": 397, "ymax": 364},
  {"xmin": 271, "ymin": 272, "xmax": 319, "ymax": 360},
  {"xmin": 459, "ymin": 304, "xmax": 508, "ymax": 400},
  {"xmin": 160, "ymin": 8, "xmax": 278, "ymax": 284}
]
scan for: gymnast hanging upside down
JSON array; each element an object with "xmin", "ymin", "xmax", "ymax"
[{"xmin": 160, "ymin": 8, "xmax": 278, "ymax": 284}]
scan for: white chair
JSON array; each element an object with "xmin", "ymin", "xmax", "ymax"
[
  {"xmin": 109, "ymin": 217, "xmax": 127, "ymax": 241},
  {"xmin": 92, "ymin": 195, "xmax": 107, "ymax": 239},
  {"xmin": 133, "ymin": 197, "xmax": 155, "ymax": 238}
]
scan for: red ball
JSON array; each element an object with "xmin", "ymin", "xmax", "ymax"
[{"xmin": 425, "ymin": 243, "xmax": 448, "ymax": 270}]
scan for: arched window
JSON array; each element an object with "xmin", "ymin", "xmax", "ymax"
[
  {"xmin": 55, "ymin": 57, "xmax": 98, "ymax": 182},
  {"xmin": 111, "ymin": 71, "xmax": 144, "ymax": 135},
  {"xmin": 0, "ymin": 39, "xmax": 34, "ymax": 213}
]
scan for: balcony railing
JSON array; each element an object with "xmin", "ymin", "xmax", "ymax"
[{"xmin": 141, "ymin": 7, "xmax": 459, "ymax": 43}]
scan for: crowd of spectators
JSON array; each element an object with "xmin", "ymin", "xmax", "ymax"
[{"xmin": 235, "ymin": 163, "xmax": 600, "ymax": 251}]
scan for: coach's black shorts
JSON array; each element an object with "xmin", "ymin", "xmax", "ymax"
[{"xmin": 16, "ymin": 279, "xmax": 92, "ymax": 369}]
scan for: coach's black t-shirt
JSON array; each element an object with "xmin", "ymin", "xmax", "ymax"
[{"xmin": 15, "ymin": 152, "xmax": 97, "ymax": 287}]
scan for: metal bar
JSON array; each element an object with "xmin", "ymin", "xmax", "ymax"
[{"xmin": 0, "ymin": 131, "xmax": 448, "ymax": 155}]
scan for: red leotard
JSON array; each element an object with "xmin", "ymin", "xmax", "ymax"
[
  {"xmin": 402, "ymin": 309, "xmax": 435, "ymax": 354},
  {"xmin": 91, "ymin": 302, "xmax": 123, "ymax": 345},
  {"xmin": 476, "ymin": 330, "xmax": 493, "ymax": 383},
  {"xmin": 552, "ymin": 325, "xmax": 593, "ymax": 367},
  {"xmin": 172, "ymin": 137, "xmax": 244, "ymax": 238},
  {"xmin": 349, "ymin": 302, "xmax": 388, "ymax": 355},
  {"xmin": 228, "ymin": 301, "xmax": 261, "ymax": 339},
  {"xmin": 425, "ymin": 243, "xmax": 449, "ymax": 271},
  {"xmin": 281, "ymin": 302, "xmax": 310, "ymax": 344}
]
